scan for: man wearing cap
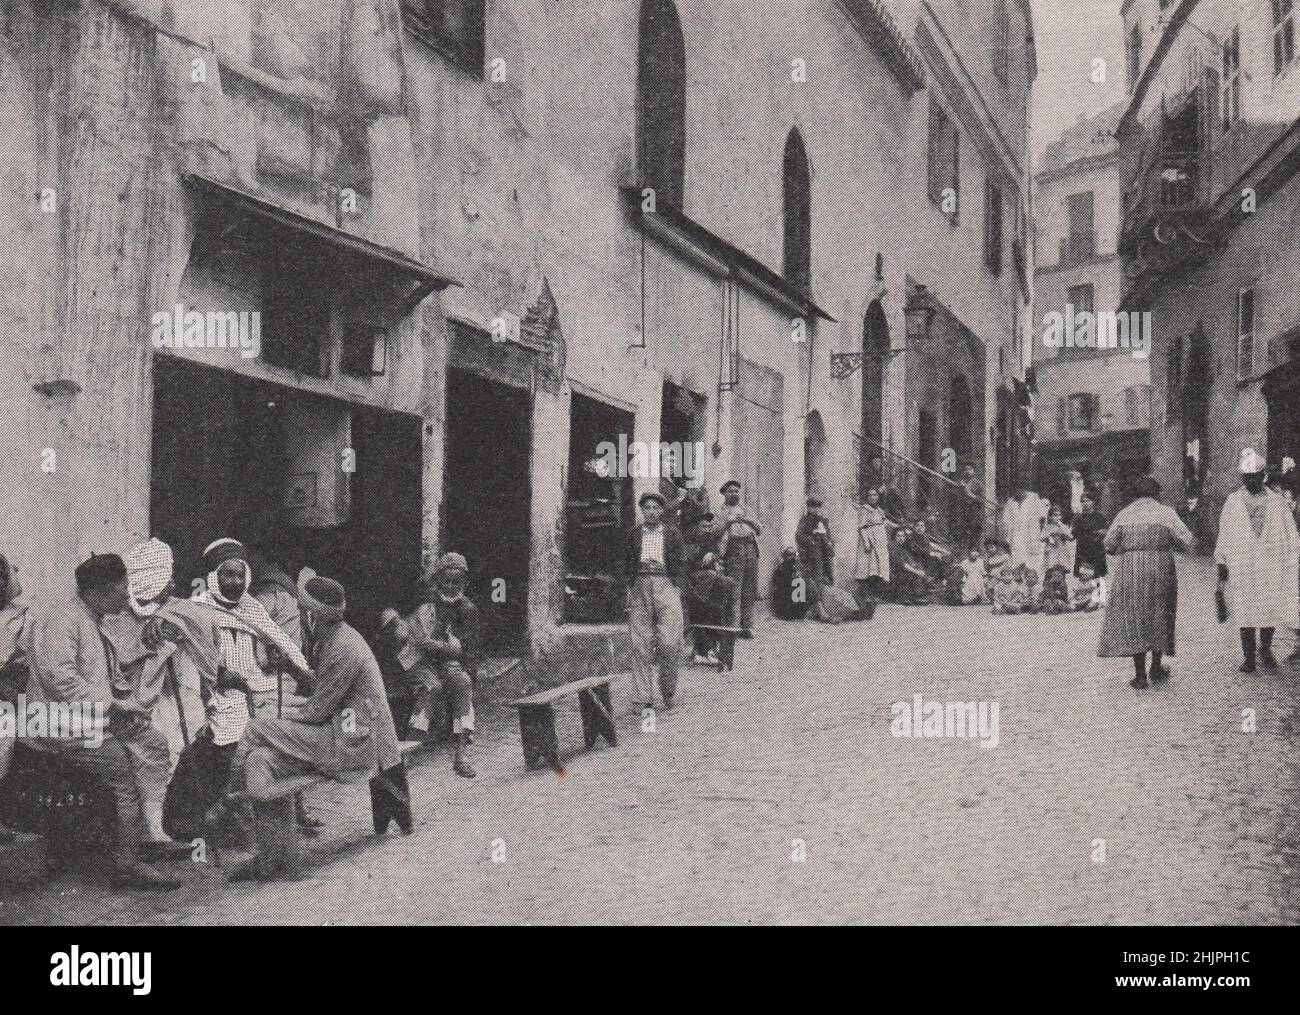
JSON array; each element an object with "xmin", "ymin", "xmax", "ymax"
[
  {"xmin": 1215, "ymin": 449, "xmax": 1300, "ymax": 672},
  {"xmin": 215, "ymin": 571, "xmax": 404, "ymax": 877},
  {"xmin": 24, "ymin": 554, "xmax": 181, "ymax": 889},
  {"xmin": 391, "ymin": 552, "xmax": 480, "ymax": 778},
  {"xmin": 718, "ymin": 480, "xmax": 761, "ymax": 636},
  {"xmin": 624, "ymin": 491, "xmax": 686, "ymax": 712}
]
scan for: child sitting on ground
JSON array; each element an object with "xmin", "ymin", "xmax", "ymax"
[
  {"xmin": 1072, "ymin": 562, "xmax": 1106, "ymax": 612},
  {"xmin": 1038, "ymin": 564, "xmax": 1072, "ymax": 614},
  {"xmin": 992, "ymin": 562, "xmax": 1037, "ymax": 615},
  {"xmin": 984, "ymin": 541, "xmax": 1013, "ymax": 609}
]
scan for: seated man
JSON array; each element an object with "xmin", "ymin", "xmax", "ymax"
[
  {"xmin": 23, "ymin": 555, "xmax": 181, "ymax": 889},
  {"xmin": 102, "ymin": 538, "xmax": 216, "ymax": 769},
  {"xmin": 682, "ymin": 513, "xmax": 737, "ymax": 663},
  {"xmin": 213, "ymin": 571, "xmax": 404, "ymax": 878},
  {"xmin": 906, "ymin": 519, "xmax": 949, "ymax": 582},
  {"xmin": 888, "ymin": 529, "xmax": 934, "ymax": 605},
  {"xmin": 770, "ymin": 547, "xmax": 810, "ymax": 621},
  {"xmin": 395, "ymin": 553, "xmax": 480, "ymax": 779},
  {"xmin": 170, "ymin": 539, "xmax": 312, "ymax": 841}
]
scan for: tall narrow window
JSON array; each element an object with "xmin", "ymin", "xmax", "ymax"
[
  {"xmin": 1221, "ymin": 27, "xmax": 1241, "ymax": 130},
  {"xmin": 1275, "ymin": 0, "xmax": 1296, "ymax": 76},
  {"xmin": 1237, "ymin": 287, "xmax": 1256, "ymax": 379},
  {"xmin": 1064, "ymin": 191, "xmax": 1095, "ymax": 263},
  {"xmin": 783, "ymin": 129, "xmax": 811, "ymax": 293},
  {"xmin": 984, "ymin": 178, "xmax": 1003, "ymax": 275},
  {"xmin": 927, "ymin": 100, "xmax": 960, "ymax": 222},
  {"xmin": 638, "ymin": 0, "xmax": 686, "ymax": 210},
  {"xmin": 948, "ymin": 375, "xmax": 972, "ymax": 457},
  {"xmin": 992, "ymin": 0, "xmax": 1010, "ymax": 85},
  {"xmin": 1127, "ymin": 23, "xmax": 1143, "ymax": 92}
]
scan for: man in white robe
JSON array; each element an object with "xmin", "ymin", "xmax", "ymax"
[
  {"xmin": 1001, "ymin": 486, "xmax": 1047, "ymax": 576},
  {"xmin": 1215, "ymin": 449, "xmax": 1300, "ymax": 672}
]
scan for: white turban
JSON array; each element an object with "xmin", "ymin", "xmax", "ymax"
[{"xmin": 125, "ymin": 538, "xmax": 174, "ymax": 616}]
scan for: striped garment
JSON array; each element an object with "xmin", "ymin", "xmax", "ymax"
[
  {"xmin": 192, "ymin": 589, "xmax": 310, "ymax": 746},
  {"xmin": 640, "ymin": 526, "xmax": 666, "ymax": 571},
  {"xmin": 1097, "ymin": 498, "xmax": 1193, "ymax": 657}
]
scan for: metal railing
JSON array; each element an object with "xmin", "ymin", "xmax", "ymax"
[{"xmin": 853, "ymin": 433, "xmax": 1001, "ymax": 544}]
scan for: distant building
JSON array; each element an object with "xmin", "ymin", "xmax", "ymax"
[
  {"xmin": 1032, "ymin": 104, "xmax": 1151, "ymax": 517},
  {"xmin": 1117, "ymin": 0, "xmax": 1300, "ymax": 546}
]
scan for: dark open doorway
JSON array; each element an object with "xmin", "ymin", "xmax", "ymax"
[
  {"xmin": 442, "ymin": 369, "xmax": 532, "ymax": 653},
  {"xmin": 564, "ymin": 393, "xmax": 635, "ymax": 623},
  {"xmin": 150, "ymin": 356, "xmax": 422, "ymax": 643}
]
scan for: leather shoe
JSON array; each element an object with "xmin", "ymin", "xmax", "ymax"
[{"xmin": 113, "ymin": 861, "xmax": 182, "ymax": 891}]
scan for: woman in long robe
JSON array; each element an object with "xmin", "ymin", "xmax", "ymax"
[
  {"xmin": 1097, "ymin": 476, "xmax": 1195, "ymax": 688},
  {"xmin": 854, "ymin": 488, "xmax": 891, "ymax": 613}
]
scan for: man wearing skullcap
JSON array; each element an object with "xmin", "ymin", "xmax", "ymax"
[
  {"xmin": 191, "ymin": 538, "xmax": 312, "ymax": 744},
  {"xmin": 395, "ymin": 552, "xmax": 480, "ymax": 778},
  {"xmin": 23, "ymin": 554, "xmax": 181, "ymax": 889},
  {"xmin": 624, "ymin": 491, "xmax": 686, "ymax": 712},
  {"xmin": 214, "ymin": 570, "xmax": 403, "ymax": 878},
  {"xmin": 1215, "ymin": 448, "xmax": 1300, "ymax": 672}
]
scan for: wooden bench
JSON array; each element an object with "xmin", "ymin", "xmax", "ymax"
[
  {"xmin": 224, "ymin": 739, "xmax": 423, "ymax": 878},
  {"xmin": 509, "ymin": 675, "xmax": 618, "ymax": 772},
  {"xmin": 687, "ymin": 624, "xmax": 743, "ymax": 671}
]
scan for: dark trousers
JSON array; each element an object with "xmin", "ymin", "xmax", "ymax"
[
  {"xmin": 724, "ymin": 541, "xmax": 759, "ymax": 630},
  {"xmin": 163, "ymin": 731, "xmax": 235, "ymax": 842},
  {"xmin": 1240, "ymin": 627, "xmax": 1275, "ymax": 663},
  {"xmin": 369, "ymin": 764, "xmax": 412, "ymax": 835}
]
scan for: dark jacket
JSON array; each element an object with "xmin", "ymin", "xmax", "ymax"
[{"xmin": 623, "ymin": 523, "xmax": 686, "ymax": 585}]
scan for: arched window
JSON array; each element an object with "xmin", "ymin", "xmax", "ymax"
[
  {"xmin": 948, "ymin": 374, "xmax": 973, "ymax": 458},
  {"xmin": 805, "ymin": 410, "xmax": 826, "ymax": 502},
  {"xmin": 638, "ymin": 0, "xmax": 686, "ymax": 209},
  {"xmin": 860, "ymin": 300, "xmax": 889, "ymax": 446},
  {"xmin": 783, "ymin": 129, "xmax": 811, "ymax": 292}
]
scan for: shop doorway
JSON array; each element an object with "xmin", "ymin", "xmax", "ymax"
[
  {"xmin": 564, "ymin": 393, "xmax": 635, "ymax": 623},
  {"xmin": 441, "ymin": 369, "xmax": 532, "ymax": 652},
  {"xmin": 150, "ymin": 356, "xmax": 422, "ymax": 642}
]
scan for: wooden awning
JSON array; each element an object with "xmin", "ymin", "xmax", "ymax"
[{"xmin": 185, "ymin": 173, "xmax": 458, "ymax": 311}]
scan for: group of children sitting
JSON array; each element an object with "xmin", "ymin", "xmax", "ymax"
[{"xmin": 952, "ymin": 541, "xmax": 1106, "ymax": 615}]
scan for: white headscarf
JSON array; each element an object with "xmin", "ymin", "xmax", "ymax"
[{"xmin": 125, "ymin": 538, "xmax": 174, "ymax": 617}]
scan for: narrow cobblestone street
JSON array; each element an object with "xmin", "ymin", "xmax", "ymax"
[{"xmin": 4, "ymin": 556, "xmax": 1299, "ymax": 925}]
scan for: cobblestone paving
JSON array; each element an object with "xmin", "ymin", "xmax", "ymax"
[{"xmin": 4, "ymin": 556, "xmax": 1299, "ymax": 924}]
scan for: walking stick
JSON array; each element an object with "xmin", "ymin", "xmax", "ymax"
[{"xmin": 165, "ymin": 656, "xmax": 190, "ymax": 748}]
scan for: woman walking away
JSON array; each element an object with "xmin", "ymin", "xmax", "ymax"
[{"xmin": 1097, "ymin": 476, "xmax": 1195, "ymax": 689}]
